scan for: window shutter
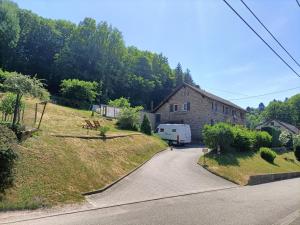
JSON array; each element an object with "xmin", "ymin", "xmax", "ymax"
[
  {"xmin": 187, "ymin": 102, "xmax": 190, "ymax": 111},
  {"xmin": 170, "ymin": 104, "xmax": 174, "ymax": 112}
]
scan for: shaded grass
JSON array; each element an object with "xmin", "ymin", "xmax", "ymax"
[
  {"xmin": 0, "ymin": 98, "xmax": 167, "ymax": 211},
  {"xmin": 199, "ymin": 150, "xmax": 300, "ymax": 185}
]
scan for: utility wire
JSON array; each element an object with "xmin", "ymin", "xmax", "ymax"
[
  {"xmin": 240, "ymin": 0, "xmax": 300, "ymax": 68},
  {"xmin": 228, "ymin": 86, "xmax": 300, "ymax": 100},
  {"xmin": 222, "ymin": 0, "xmax": 300, "ymax": 78},
  {"xmin": 208, "ymin": 88, "xmax": 249, "ymax": 97},
  {"xmin": 297, "ymin": 0, "xmax": 300, "ymax": 8}
]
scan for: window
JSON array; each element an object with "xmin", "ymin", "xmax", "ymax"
[
  {"xmin": 159, "ymin": 128, "xmax": 164, "ymax": 132},
  {"xmin": 169, "ymin": 104, "xmax": 174, "ymax": 112},
  {"xmin": 182, "ymin": 102, "xmax": 190, "ymax": 111},
  {"xmin": 211, "ymin": 102, "xmax": 214, "ymax": 111},
  {"xmin": 225, "ymin": 107, "xmax": 229, "ymax": 114},
  {"xmin": 172, "ymin": 129, "xmax": 176, "ymax": 132},
  {"xmin": 223, "ymin": 105, "xmax": 225, "ymax": 114},
  {"xmin": 174, "ymin": 104, "xmax": 178, "ymax": 112},
  {"xmin": 215, "ymin": 103, "xmax": 218, "ymax": 112},
  {"xmin": 210, "ymin": 119, "xmax": 214, "ymax": 126}
]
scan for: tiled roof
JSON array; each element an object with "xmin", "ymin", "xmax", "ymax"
[{"xmin": 153, "ymin": 83, "xmax": 246, "ymax": 112}]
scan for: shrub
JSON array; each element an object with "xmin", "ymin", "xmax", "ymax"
[
  {"xmin": 0, "ymin": 93, "xmax": 25, "ymax": 121},
  {"xmin": 293, "ymin": 135, "xmax": 300, "ymax": 150},
  {"xmin": 108, "ymin": 97, "xmax": 130, "ymax": 108},
  {"xmin": 294, "ymin": 135, "xmax": 300, "ymax": 161},
  {"xmin": 260, "ymin": 147, "xmax": 276, "ymax": 164},
  {"xmin": 140, "ymin": 114, "xmax": 152, "ymax": 135},
  {"xmin": 0, "ymin": 125, "xmax": 18, "ymax": 193},
  {"xmin": 279, "ymin": 131, "xmax": 293, "ymax": 149},
  {"xmin": 202, "ymin": 123, "xmax": 234, "ymax": 152},
  {"xmin": 231, "ymin": 126, "xmax": 253, "ymax": 151},
  {"xmin": 253, "ymin": 131, "xmax": 272, "ymax": 149},
  {"xmin": 261, "ymin": 126, "xmax": 281, "ymax": 147},
  {"xmin": 117, "ymin": 106, "xmax": 143, "ymax": 131},
  {"xmin": 295, "ymin": 146, "xmax": 300, "ymax": 161},
  {"xmin": 99, "ymin": 126, "xmax": 110, "ymax": 137},
  {"xmin": 60, "ymin": 79, "xmax": 99, "ymax": 109}
]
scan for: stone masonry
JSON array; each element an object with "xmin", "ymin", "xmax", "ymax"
[{"xmin": 154, "ymin": 84, "xmax": 246, "ymax": 141}]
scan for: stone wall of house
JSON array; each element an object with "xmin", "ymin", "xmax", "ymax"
[{"xmin": 155, "ymin": 86, "xmax": 246, "ymax": 140}]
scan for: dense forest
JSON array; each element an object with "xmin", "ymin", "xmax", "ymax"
[{"xmin": 0, "ymin": 0, "xmax": 196, "ymax": 109}]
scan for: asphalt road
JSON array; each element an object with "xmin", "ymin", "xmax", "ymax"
[
  {"xmin": 86, "ymin": 146, "xmax": 236, "ymax": 207},
  {"xmin": 3, "ymin": 178, "xmax": 300, "ymax": 225}
]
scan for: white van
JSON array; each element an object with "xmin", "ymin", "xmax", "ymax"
[{"xmin": 156, "ymin": 124, "xmax": 191, "ymax": 145}]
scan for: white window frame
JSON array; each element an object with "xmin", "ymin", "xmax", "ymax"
[
  {"xmin": 182, "ymin": 102, "xmax": 188, "ymax": 111},
  {"xmin": 174, "ymin": 104, "xmax": 179, "ymax": 112}
]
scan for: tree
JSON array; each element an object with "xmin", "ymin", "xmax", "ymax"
[
  {"xmin": 258, "ymin": 102, "xmax": 265, "ymax": 112},
  {"xmin": 60, "ymin": 79, "xmax": 98, "ymax": 108},
  {"xmin": 262, "ymin": 100, "xmax": 296, "ymax": 125},
  {"xmin": 108, "ymin": 97, "xmax": 130, "ymax": 108},
  {"xmin": 288, "ymin": 94, "xmax": 300, "ymax": 127},
  {"xmin": 184, "ymin": 69, "xmax": 194, "ymax": 85},
  {"xmin": 175, "ymin": 63, "xmax": 184, "ymax": 87},
  {"xmin": 0, "ymin": 93, "xmax": 24, "ymax": 121},
  {"xmin": 140, "ymin": 114, "xmax": 151, "ymax": 135},
  {"xmin": 3, "ymin": 72, "xmax": 50, "ymax": 126},
  {"xmin": 0, "ymin": 0, "xmax": 20, "ymax": 68}
]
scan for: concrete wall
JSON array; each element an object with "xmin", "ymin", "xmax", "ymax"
[
  {"xmin": 155, "ymin": 86, "xmax": 245, "ymax": 140},
  {"xmin": 248, "ymin": 172, "xmax": 300, "ymax": 185}
]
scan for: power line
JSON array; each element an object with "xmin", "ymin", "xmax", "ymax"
[
  {"xmin": 297, "ymin": 0, "xmax": 300, "ymax": 8},
  {"xmin": 240, "ymin": 0, "xmax": 300, "ymax": 68},
  {"xmin": 222, "ymin": 0, "xmax": 300, "ymax": 78},
  {"xmin": 228, "ymin": 86, "xmax": 300, "ymax": 100},
  {"xmin": 208, "ymin": 88, "xmax": 249, "ymax": 97}
]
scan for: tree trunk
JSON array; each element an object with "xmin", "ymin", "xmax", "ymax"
[{"xmin": 12, "ymin": 93, "xmax": 21, "ymax": 127}]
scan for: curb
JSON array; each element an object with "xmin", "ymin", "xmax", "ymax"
[
  {"xmin": 0, "ymin": 186, "xmax": 238, "ymax": 225},
  {"xmin": 198, "ymin": 162, "xmax": 241, "ymax": 185},
  {"xmin": 82, "ymin": 147, "xmax": 168, "ymax": 196},
  {"xmin": 51, "ymin": 133, "xmax": 142, "ymax": 139}
]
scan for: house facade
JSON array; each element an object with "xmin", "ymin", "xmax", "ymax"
[
  {"xmin": 153, "ymin": 83, "xmax": 246, "ymax": 140},
  {"xmin": 256, "ymin": 119, "xmax": 300, "ymax": 135}
]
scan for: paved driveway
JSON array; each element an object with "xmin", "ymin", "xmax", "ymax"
[{"xmin": 86, "ymin": 146, "xmax": 236, "ymax": 207}]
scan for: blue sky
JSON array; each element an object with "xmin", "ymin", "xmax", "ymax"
[{"xmin": 13, "ymin": 0, "xmax": 300, "ymax": 108}]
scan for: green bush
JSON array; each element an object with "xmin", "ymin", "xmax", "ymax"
[
  {"xmin": 0, "ymin": 125, "xmax": 18, "ymax": 193},
  {"xmin": 295, "ymin": 146, "xmax": 300, "ymax": 161},
  {"xmin": 0, "ymin": 93, "xmax": 25, "ymax": 121},
  {"xmin": 260, "ymin": 147, "xmax": 276, "ymax": 164},
  {"xmin": 279, "ymin": 131, "xmax": 293, "ymax": 149},
  {"xmin": 231, "ymin": 126, "xmax": 253, "ymax": 151},
  {"xmin": 202, "ymin": 123, "xmax": 234, "ymax": 152},
  {"xmin": 253, "ymin": 131, "xmax": 272, "ymax": 149},
  {"xmin": 261, "ymin": 126, "xmax": 282, "ymax": 147},
  {"xmin": 99, "ymin": 126, "xmax": 110, "ymax": 137},
  {"xmin": 108, "ymin": 97, "xmax": 130, "ymax": 108},
  {"xmin": 60, "ymin": 79, "xmax": 99, "ymax": 109},
  {"xmin": 140, "ymin": 114, "xmax": 152, "ymax": 135},
  {"xmin": 294, "ymin": 135, "xmax": 300, "ymax": 161},
  {"xmin": 293, "ymin": 135, "xmax": 300, "ymax": 150},
  {"xmin": 117, "ymin": 106, "xmax": 143, "ymax": 131}
]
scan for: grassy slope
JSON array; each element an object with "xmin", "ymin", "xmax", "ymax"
[
  {"xmin": 0, "ymin": 98, "xmax": 167, "ymax": 210},
  {"xmin": 199, "ymin": 150, "xmax": 300, "ymax": 185}
]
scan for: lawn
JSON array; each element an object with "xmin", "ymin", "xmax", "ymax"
[
  {"xmin": 199, "ymin": 150, "xmax": 300, "ymax": 185},
  {"xmin": 0, "ymin": 97, "xmax": 167, "ymax": 211}
]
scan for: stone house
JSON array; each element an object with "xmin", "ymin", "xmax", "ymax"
[
  {"xmin": 153, "ymin": 83, "xmax": 246, "ymax": 140},
  {"xmin": 255, "ymin": 119, "xmax": 300, "ymax": 135}
]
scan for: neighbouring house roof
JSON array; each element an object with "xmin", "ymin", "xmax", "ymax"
[
  {"xmin": 256, "ymin": 119, "xmax": 300, "ymax": 134},
  {"xmin": 153, "ymin": 83, "xmax": 246, "ymax": 112}
]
